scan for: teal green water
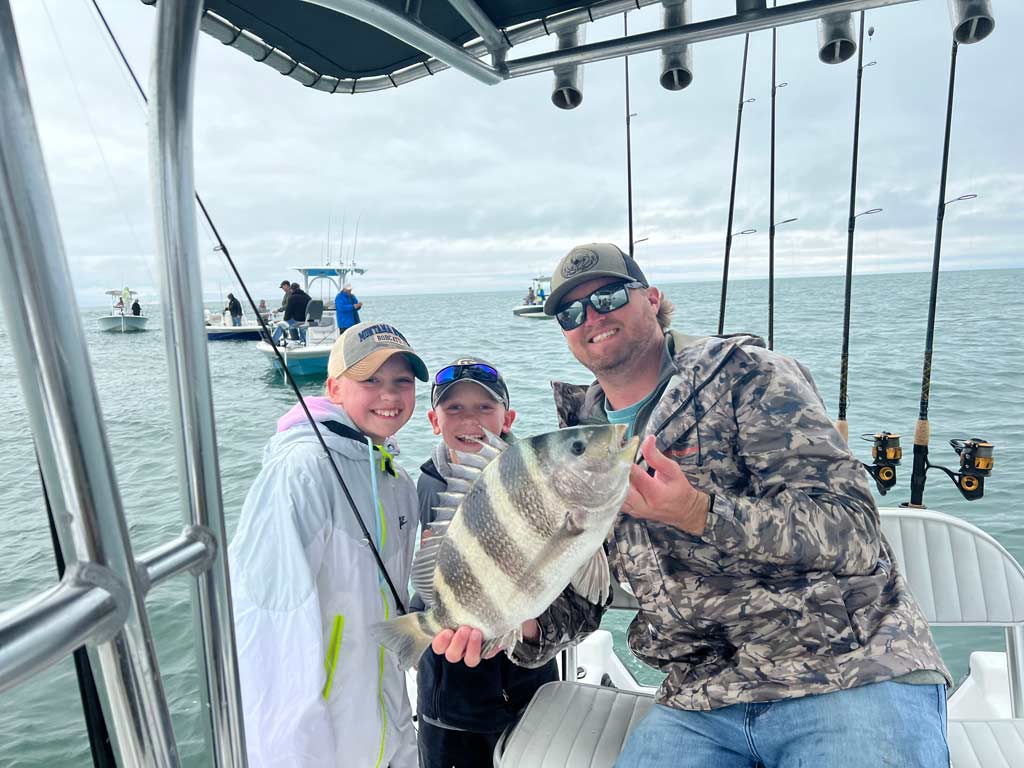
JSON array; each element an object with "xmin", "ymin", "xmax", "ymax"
[{"xmin": 1, "ymin": 268, "xmax": 1021, "ymax": 765}]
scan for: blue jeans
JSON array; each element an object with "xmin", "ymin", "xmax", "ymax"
[
  {"xmin": 616, "ymin": 681, "xmax": 948, "ymax": 768},
  {"xmin": 231, "ymin": 315, "xmax": 241, "ymax": 327},
  {"xmin": 271, "ymin": 319, "xmax": 305, "ymax": 345}
]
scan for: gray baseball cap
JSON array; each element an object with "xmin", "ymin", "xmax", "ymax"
[
  {"xmin": 543, "ymin": 243, "xmax": 649, "ymax": 315},
  {"xmin": 328, "ymin": 321, "xmax": 428, "ymax": 382}
]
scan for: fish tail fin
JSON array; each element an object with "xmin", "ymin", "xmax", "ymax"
[{"xmin": 371, "ymin": 611, "xmax": 437, "ymax": 670}]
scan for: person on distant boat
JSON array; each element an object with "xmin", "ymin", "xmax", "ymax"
[
  {"xmin": 230, "ymin": 322, "xmax": 427, "ymax": 768},
  {"xmin": 334, "ymin": 283, "xmax": 363, "ymax": 332},
  {"xmin": 537, "ymin": 285, "xmax": 545, "ymax": 301},
  {"xmin": 225, "ymin": 293, "xmax": 243, "ymax": 327},
  {"xmin": 257, "ymin": 298, "xmax": 268, "ymax": 315},
  {"xmin": 131, "ymin": 299, "xmax": 142, "ymax": 317},
  {"xmin": 272, "ymin": 283, "xmax": 311, "ymax": 345},
  {"xmin": 277, "ymin": 280, "xmax": 291, "ymax": 313},
  {"xmin": 114, "ymin": 296, "xmax": 124, "ymax": 314},
  {"xmin": 523, "ymin": 285, "xmax": 536, "ymax": 305},
  {"xmin": 438, "ymin": 243, "xmax": 952, "ymax": 768},
  {"xmin": 413, "ymin": 358, "xmax": 558, "ymax": 768}
]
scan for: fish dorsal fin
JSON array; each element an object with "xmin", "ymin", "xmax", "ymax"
[{"xmin": 412, "ymin": 434, "xmax": 510, "ymax": 607}]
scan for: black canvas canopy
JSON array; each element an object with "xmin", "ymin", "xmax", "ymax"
[{"xmin": 204, "ymin": 1, "xmax": 591, "ymax": 79}]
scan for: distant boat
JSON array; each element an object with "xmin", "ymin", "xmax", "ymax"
[
  {"xmin": 97, "ymin": 288, "xmax": 148, "ymax": 333},
  {"xmin": 257, "ymin": 263, "xmax": 364, "ymax": 375},
  {"xmin": 512, "ymin": 276, "xmax": 554, "ymax": 320},
  {"xmin": 204, "ymin": 309, "xmax": 266, "ymax": 342}
]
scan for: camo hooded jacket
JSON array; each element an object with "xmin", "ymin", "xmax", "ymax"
[{"xmin": 510, "ymin": 331, "xmax": 949, "ymax": 711}]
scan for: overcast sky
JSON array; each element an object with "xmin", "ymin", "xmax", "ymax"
[{"xmin": 9, "ymin": 0, "xmax": 1023, "ymax": 303}]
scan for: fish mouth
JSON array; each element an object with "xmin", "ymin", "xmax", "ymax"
[
  {"xmin": 619, "ymin": 434, "xmax": 641, "ymax": 462},
  {"xmin": 608, "ymin": 424, "xmax": 640, "ymax": 461}
]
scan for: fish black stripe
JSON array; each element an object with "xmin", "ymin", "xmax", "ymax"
[
  {"xmin": 461, "ymin": 482, "xmax": 544, "ymax": 594},
  {"xmin": 498, "ymin": 442, "xmax": 554, "ymax": 538},
  {"xmin": 435, "ymin": 540, "xmax": 502, "ymax": 627}
]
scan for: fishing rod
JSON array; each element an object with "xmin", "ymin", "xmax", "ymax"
[
  {"xmin": 717, "ymin": 33, "xmax": 754, "ymax": 335},
  {"xmin": 767, "ymin": 0, "xmax": 795, "ymax": 351},
  {"xmin": 835, "ymin": 13, "xmax": 881, "ymax": 444},
  {"xmin": 906, "ymin": 31, "xmax": 993, "ymax": 508},
  {"xmin": 624, "ymin": 11, "xmax": 634, "ymax": 257},
  {"xmin": 87, "ymin": 0, "xmax": 408, "ymax": 614},
  {"xmin": 832, "ymin": 14, "xmax": 901, "ymax": 498}
]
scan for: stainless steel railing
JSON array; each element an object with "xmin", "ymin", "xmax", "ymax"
[{"xmin": 0, "ymin": 0, "xmax": 246, "ymax": 764}]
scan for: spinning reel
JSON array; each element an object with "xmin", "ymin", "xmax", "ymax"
[
  {"xmin": 928, "ymin": 438, "xmax": 995, "ymax": 501},
  {"xmin": 860, "ymin": 432, "xmax": 901, "ymax": 495}
]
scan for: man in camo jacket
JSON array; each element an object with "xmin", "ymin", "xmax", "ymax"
[{"xmin": 436, "ymin": 243, "xmax": 951, "ymax": 767}]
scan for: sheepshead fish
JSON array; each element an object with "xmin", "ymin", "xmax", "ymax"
[{"xmin": 373, "ymin": 424, "xmax": 638, "ymax": 670}]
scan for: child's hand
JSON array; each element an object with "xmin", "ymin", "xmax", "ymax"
[
  {"xmin": 431, "ymin": 626, "xmax": 491, "ymax": 667},
  {"xmin": 431, "ymin": 620, "xmax": 540, "ymax": 666}
]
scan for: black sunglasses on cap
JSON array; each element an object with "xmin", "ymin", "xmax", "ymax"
[{"xmin": 555, "ymin": 281, "xmax": 644, "ymax": 331}]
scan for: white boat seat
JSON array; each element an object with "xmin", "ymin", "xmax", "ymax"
[
  {"xmin": 948, "ymin": 719, "xmax": 1024, "ymax": 768},
  {"xmin": 879, "ymin": 508, "xmax": 1024, "ymax": 626},
  {"xmin": 494, "ymin": 682, "xmax": 653, "ymax": 768},
  {"xmin": 497, "ymin": 509, "xmax": 1024, "ymax": 768}
]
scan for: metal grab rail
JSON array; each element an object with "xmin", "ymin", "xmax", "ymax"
[
  {"xmin": 0, "ymin": 1, "xmax": 181, "ymax": 764},
  {"xmin": 150, "ymin": 0, "xmax": 248, "ymax": 764},
  {"xmin": 0, "ymin": 575, "xmax": 121, "ymax": 694}
]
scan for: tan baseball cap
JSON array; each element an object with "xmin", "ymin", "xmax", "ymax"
[
  {"xmin": 543, "ymin": 243, "xmax": 649, "ymax": 315},
  {"xmin": 327, "ymin": 321, "xmax": 429, "ymax": 382}
]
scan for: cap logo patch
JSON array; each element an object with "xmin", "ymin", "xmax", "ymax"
[
  {"xmin": 358, "ymin": 323, "xmax": 409, "ymax": 345},
  {"xmin": 562, "ymin": 248, "xmax": 600, "ymax": 277}
]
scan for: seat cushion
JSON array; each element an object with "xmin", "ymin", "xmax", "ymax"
[
  {"xmin": 948, "ymin": 719, "xmax": 1024, "ymax": 768},
  {"xmin": 496, "ymin": 682, "xmax": 654, "ymax": 768}
]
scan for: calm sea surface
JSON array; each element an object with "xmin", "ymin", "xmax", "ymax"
[{"xmin": 1, "ymin": 268, "xmax": 1021, "ymax": 765}]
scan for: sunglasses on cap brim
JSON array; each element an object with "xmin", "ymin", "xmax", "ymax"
[
  {"xmin": 555, "ymin": 281, "xmax": 645, "ymax": 331},
  {"xmin": 434, "ymin": 362, "xmax": 501, "ymax": 386}
]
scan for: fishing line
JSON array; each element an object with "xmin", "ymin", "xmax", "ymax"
[
  {"xmin": 39, "ymin": 0, "xmax": 149, "ymax": 270},
  {"xmin": 84, "ymin": 0, "xmax": 407, "ymax": 614}
]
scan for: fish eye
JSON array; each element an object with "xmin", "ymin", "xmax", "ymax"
[{"xmin": 570, "ymin": 440, "xmax": 585, "ymax": 456}]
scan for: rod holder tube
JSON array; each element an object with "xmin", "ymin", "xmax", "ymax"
[
  {"xmin": 817, "ymin": 12, "xmax": 857, "ymax": 64},
  {"xmin": 0, "ymin": 2, "xmax": 181, "ymax": 763},
  {"xmin": 0, "ymin": 578, "xmax": 119, "ymax": 694},
  {"xmin": 150, "ymin": 0, "xmax": 247, "ymax": 764},
  {"xmin": 552, "ymin": 25, "xmax": 585, "ymax": 109},
  {"xmin": 947, "ymin": 0, "xmax": 995, "ymax": 45},
  {"xmin": 1006, "ymin": 626, "xmax": 1024, "ymax": 718},
  {"xmin": 660, "ymin": 0, "xmax": 693, "ymax": 91}
]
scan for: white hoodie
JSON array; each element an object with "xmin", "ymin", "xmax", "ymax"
[{"xmin": 229, "ymin": 397, "xmax": 418, "ymax": 767}]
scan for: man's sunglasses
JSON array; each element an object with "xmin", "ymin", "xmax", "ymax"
[
  {"xmin": 434, "ymin": 363, "xmax": 501, "ymax": 386},
  {"xmin": 555, "ymin": 281, "xmax": 645, "ymax": 331}
]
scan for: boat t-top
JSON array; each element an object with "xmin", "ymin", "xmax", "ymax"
[
  {"xmin": 96, "ymin": 288, "xmax": 148, "ymax": 333},
  {"xmin": 0, "ymin": 2, "xmax": 1017, "ymax": 768},
  {"xmin": 512, "ymin": 275, "xmax": 554, "ymax": 319},
  {"xmin": 255, "ymin": 261, "xmax": 366, "ymax": 375}
]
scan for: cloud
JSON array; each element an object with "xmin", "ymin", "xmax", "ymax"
[{"xmin": 7, "ymin": 0, "xmax": 1023, "ymax": 305}]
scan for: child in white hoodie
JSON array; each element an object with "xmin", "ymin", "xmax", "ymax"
[{"xmin": 229, "ymin": 322, "xmax": 428, "ymax": 768}]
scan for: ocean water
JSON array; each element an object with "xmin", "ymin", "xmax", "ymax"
[{"xmin": 1, "ymin": 268, "xmax": 1021, "ymax": 765}]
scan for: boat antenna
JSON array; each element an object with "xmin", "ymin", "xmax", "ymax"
[
  {"xmin": 85, "ymin": 0, "xmax": 408, "ymax": 614},
  {"xmin": 325, "ymin": 210, "xmax": 332, "ymax": 267},
  {"xmin": 718, "ymin": 33, "xmax": 754, "ymax": 335},
  {"xmin": 351, "ymin": 215, "xmax": 361, "ymax": 264},
  {"xmin": 338, "ymin": 211, "xmax": 346, "ymax": 265},
  {"xmin": 624, "ymin": 12, "xmax": 635, "ymax": 257},
  {"xmin": 836, "ymin": 13, "xmax": 881, "ymax": 442}
]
